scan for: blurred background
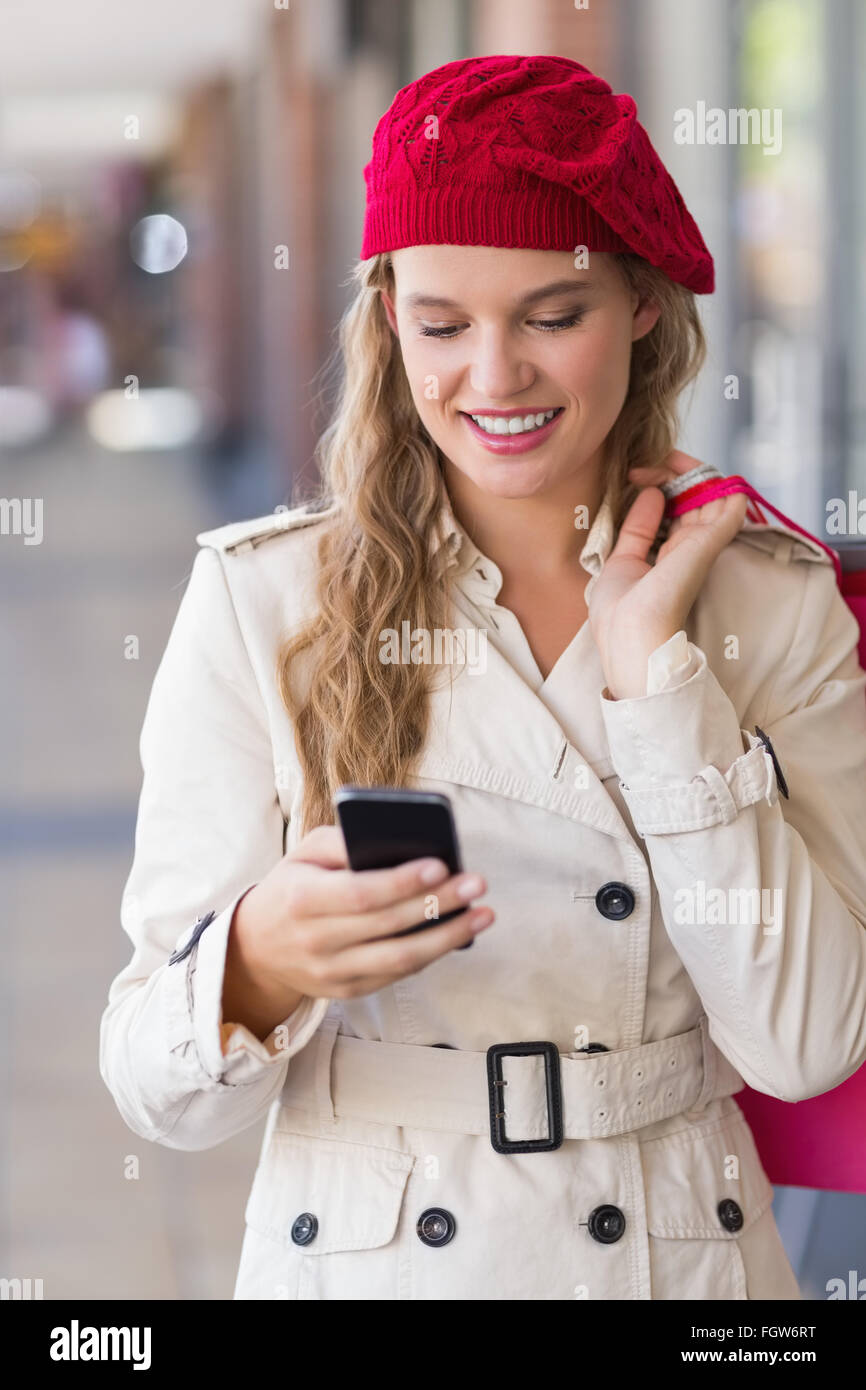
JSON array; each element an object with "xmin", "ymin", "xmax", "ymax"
[{"xmin": 1, "ymin": 0, "xmax": 864, "ymax": 1300}]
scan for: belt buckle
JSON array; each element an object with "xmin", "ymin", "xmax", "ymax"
[{"xmin": 486, "ymin": 1041, "xmax": 563, "ymax": 1154}]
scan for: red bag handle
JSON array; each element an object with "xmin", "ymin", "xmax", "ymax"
[{"xmin": 663, "ymin": 473, "xmax": 843, "ymax": 589}]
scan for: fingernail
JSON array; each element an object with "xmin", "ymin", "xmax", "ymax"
[
  {"xmin": 456, "ymin": 874, "xmax": 484, "ymax": 900},
  {"xmin": 470, "ymin": 908, "xmax": 493, "ymax": 931},
  {"xmin": 419, "ymin": 859, "xmax": 449, "ymax": 885}
]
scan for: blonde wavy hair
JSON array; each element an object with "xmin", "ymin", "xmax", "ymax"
[{"xmin": 277, "ymin": 251, "xmax": 707, "ymax": 836}]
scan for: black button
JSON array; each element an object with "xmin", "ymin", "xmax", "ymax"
[
  {"xmin": 416, "ymin": 1207, "xmax": 456, "ymax": 1246},
  {"xmin": 432, "ymin": 1043, "xmax": 456, "ymax": 1048},
  {"xmin": 575, "ymin": 1042, "xmax": 609, "ymax": 1053},
  {"xmin": 291, "ymin": 1212, "xmax": 318, "ymax": 1246},
  {"xmin": 718, "ymin": 1199, "xmax": 744, "ymax": 1233},
  {"xmin": 595, "ymin": 882, "xmax": 635, "ymax": 920},
  {"xmin": 754, "ymin": 726, "xmax": 789, "ymax": 799},
  {"xmin": 587, "ymin": 1204, "xmax": 626, "ymax": 1243}
]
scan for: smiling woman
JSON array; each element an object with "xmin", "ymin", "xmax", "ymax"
[
  {"xmin": 279, "ymin": 240, "xmax": 710, "ymax": 750},
  {"xmin": 100, "ymin": 52, "xmax": 866, "ymax": 1303},
  {"xmin": 381, "ymin": 246, "xmax": 658, "ymax": 478}
]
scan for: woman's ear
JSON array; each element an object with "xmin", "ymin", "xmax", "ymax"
[
  {"xmin": 380, "ymin": 288, "xmax": 399, "ymax": 338},
  {"xmin": 632, "ymin": 296, "xmax": 661, "ymax": 343}
]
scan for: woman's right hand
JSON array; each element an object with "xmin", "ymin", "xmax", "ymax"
[{"xmin": 221, "ymin": 824, "xmax": 494, "ymax": 1042}]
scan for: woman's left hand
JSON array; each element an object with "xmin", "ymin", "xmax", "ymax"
[{"xmin": 588, "ymin": 450, "xmax": 748, "ymax": 700}]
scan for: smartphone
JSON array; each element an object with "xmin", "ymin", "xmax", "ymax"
[{"xmin": 334, "ymin": 785, "xmax": 473, "ymax": 948}]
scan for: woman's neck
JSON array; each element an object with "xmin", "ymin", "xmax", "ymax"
[{"xmin": 441, "ymin": 453, "xmax": 606, "ymax": 583}]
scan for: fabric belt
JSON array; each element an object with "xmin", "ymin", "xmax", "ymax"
[{"xmin": 279, "ymin": 1013, "xmax": 745, "ymax": 1144}]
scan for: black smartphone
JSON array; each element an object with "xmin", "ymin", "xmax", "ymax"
[{"xmin": 333, "ymin": 785, "xmax": 473, "ymax": 948}]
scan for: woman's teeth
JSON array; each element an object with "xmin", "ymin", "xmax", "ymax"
[{"xmin": 468, "ymin": 409, "xmax": 559, "ymax": 436}]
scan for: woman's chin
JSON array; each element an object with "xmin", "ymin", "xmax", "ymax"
[{"xmin": 458, "ymin": 457, "xmax": 564, "ymax": 499}]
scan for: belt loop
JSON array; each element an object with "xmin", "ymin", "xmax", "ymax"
[
  {"xmin": 314, "ymin": 1003, "xmax": 341, "ymax": 1125},
  {"xmin": 693, "ymin": 1016, "xmax": 717, "ymax": 1112}
]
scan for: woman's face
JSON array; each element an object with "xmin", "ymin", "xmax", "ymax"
[{"xmin": 380, "ymin": 245, "xmax": 660, "ymax": 499}]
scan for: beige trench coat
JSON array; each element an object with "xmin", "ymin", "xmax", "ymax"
[{"xmin": 99, "ymin": 482, "xmax": 866, "ymax": 1300}]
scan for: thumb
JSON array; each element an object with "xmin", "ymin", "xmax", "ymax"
[
  {"xmin": 609, "ymin": 485, "xmax": 666, "ymax": 566},
  {"xmin": 288, "ymin": 823, "xmax": 350, "ymax": 868}
]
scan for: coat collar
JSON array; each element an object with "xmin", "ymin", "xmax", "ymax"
[
  {"xmin": 428, "ymin": 477, "xmax": 618, "ymax": 603},
  {"xmin": 415, "ymin": 478, "xmax": 635, "ymax": 844}
]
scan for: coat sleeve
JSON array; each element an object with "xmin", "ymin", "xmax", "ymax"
[
  {"xmin": 598, "ymin": 558, "xmax": 866, "ymax": 1102},
  {"xmin": 99, "ymin": 544, "xmax": 330, "ymax": 1151}
]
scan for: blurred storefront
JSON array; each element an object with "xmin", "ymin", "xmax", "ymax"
[{"xmin": 3, "ymin": 0, "xmax": 863, "ymax": 525}]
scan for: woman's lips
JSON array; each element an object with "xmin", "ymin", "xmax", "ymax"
[{"xmin": 459, "ymin": 408, "xmax": 564, "ymax": 455}]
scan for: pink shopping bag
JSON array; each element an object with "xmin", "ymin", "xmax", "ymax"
[{"xmin": 664, "ymin": 473, "xmax": 866, "ymax": 1192}]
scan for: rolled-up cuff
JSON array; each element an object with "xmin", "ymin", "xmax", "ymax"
[
  {"xmin": 599, "ymin": 641, "xmax": 781, "ymax": 835},
  {"xmin": 645, "ymin": 629, "xmax": 696, "ymax": 696},
  {"xmin": 600, "ymin": 641, "xmax": 745, "ymax": 785},
  {"xmin": 219, "ymin": 995, "xmax": 332, "ymax": 1073},
  {"xmin": 184, "ymin": 885, "xmax": 329, "ymax": 1084}
]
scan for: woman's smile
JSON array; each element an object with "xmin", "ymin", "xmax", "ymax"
[{"xmin": 459, "ymin": 405, "xmax": 565, "ymax": 454}]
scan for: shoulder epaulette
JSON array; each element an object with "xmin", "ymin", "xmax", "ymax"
[
  {"xmin": 195, "ymin": 501, "xmax": 340, "ymax": 555},
  {"xmin": 735, "ymin": 514, "xmax": 835, "ymax": 569}
]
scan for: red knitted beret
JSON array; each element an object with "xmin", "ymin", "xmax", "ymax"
[{"xmin": 361, "ymin": 54, "xmax": 714, "ymax": 294}]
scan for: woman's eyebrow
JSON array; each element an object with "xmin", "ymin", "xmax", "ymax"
[{"xmin": 402, "ymin": 278, "xmax": 595, "ymax": 312}]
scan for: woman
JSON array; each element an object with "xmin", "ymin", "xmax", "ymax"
[{"xmin": 100, "ymin": 54, "xmax": 866, "ymax": 1301}]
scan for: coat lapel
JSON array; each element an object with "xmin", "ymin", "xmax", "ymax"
[
  {"xmin": 413, "ymin": 619, "xmax": 635, "ymax": 844},
  {"xmin": 412, "ymin": 483, "xmax": 636, "ymax": 845}
]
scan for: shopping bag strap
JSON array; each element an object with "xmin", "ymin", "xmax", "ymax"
[{"xmin": 663, "ymin": 472, "xmax": 843, "ymax": 589}]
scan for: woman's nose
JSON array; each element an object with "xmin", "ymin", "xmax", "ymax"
[{"xmin": 468, "ymin": 333, "xmax": 535, "ymax": 401}]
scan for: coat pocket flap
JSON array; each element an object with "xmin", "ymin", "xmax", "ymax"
[
  {"xmin": 641, "ymin": 1105, "xmax": 774, "ymax": 1239},
  {"xmin": 244, "ymin": 1129, "xmax": 416, "ymax": 1254}
]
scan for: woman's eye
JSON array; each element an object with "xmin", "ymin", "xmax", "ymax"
[
  {"xmin": 418, "ymin": 324, "xmax": 464, "ymax": 338},
  {"xmin": 417, "ymin": 311, "xmax": 586, "ymax": 339},
  {"xmin": 530, "ymin": 312, "xmax": 587, "ymax": 332}
]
